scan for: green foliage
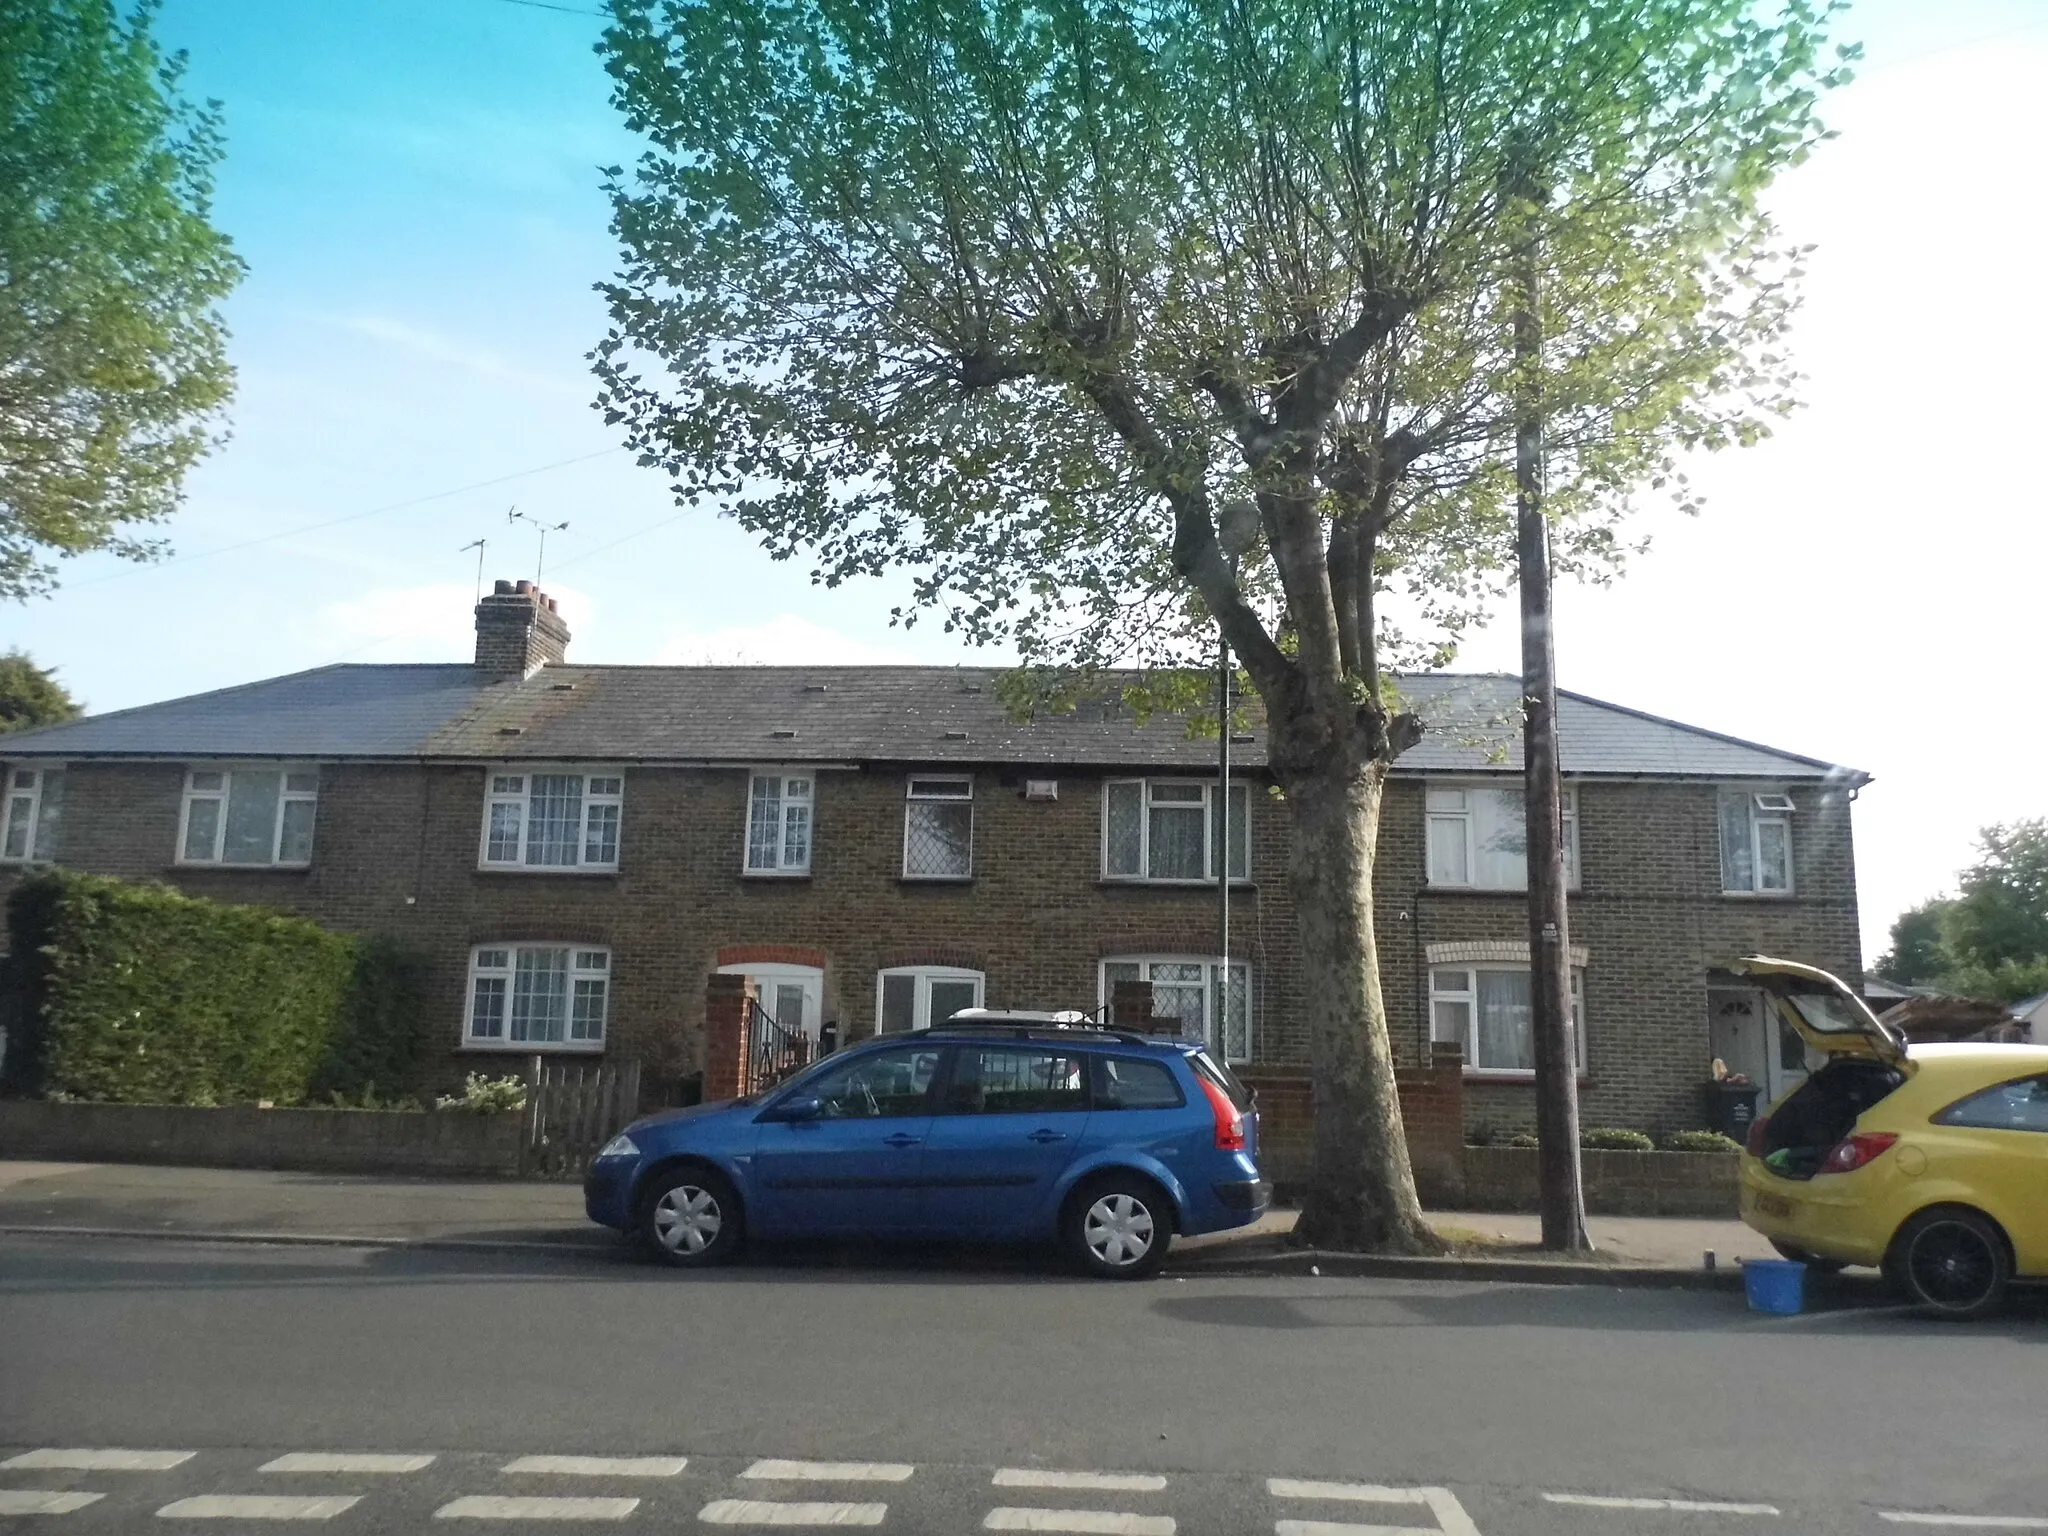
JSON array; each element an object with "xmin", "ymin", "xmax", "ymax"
[
  {"xmin": 435, "ymin": 1073, "xmax": 528, "ymax": 1115},
  {"xmin": 0, "ymin": 0, "xmax": 243, "ymax": 599},
  {"xmin": 1875, "ymin": 900, "xmax": 1953, "ymax": 986},
  {"xmin": 1504, "ymin": 1131, "xmax": 1541, "ymax": 1149},
  {"xmin": 1660, "ymin": 1129, "xmax": 1741, "ymax": 1154},
  {"xmin": 1579, "ymin": 1127, "xmax": 1655, "ymax": 1151},
  {"xmin": 308, "ymin": 936, "xmax": 433, "ymax": 1107},
  {"xmin": 596, "ymin": 0, "xmax": 1849, "ymax": 688},
  {"xmin": 1876, "ymin": 823, "xmax": 2048, "ymax": 1004},
  {"xmin": 0, "ymin": 650, "xmax": 82, "ymax": 732},
  {"xmin": 2, "ymin": 870, "xmax": 430, "ymax": 1106}
]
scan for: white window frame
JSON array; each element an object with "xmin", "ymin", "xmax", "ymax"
[
  {"xmin": 1098, "ymin": 955, "xmax": 1253, "ymax": 1064},
  {"xmin": 176, "ymin": 763, "xmax": 320, "ymax": 868},
  {"xmin": 2, "ymin": 764, "xmax": 63, "ymax": 865},
  {"xmin": 1720, "ymin": 787, "xmax": 1796, "ymax": 897},
  {"xmin": 745, "ymin": 768, "xmax": 814, "ymax": 876},
  {"xmin": 902, "ymin": 775, "xmax": 974, "ymax": 881},
  {"xmin": 1100, "ymin": 778, "xmax": 1251, "ymax": 884},
  {"xmin": 478, "ymin": 767, "xmax": 624, "ymax": 873},
  {"xmin": 716, "ymin": 961, "xmax": 825, "ymax": 1040},
  {"xmin": 876, "ymin": 965, "xmax": 986, "ymax": 1032},
  {"xmin": 1425, "ymin": 780, "xmax": 1579, "ymax": 891},
  {"xmin": 1428, "ymin": 964, "xmax": 1588, "ymax": 1078},
  {"xmin": 464, "ymin": 943, "xmax": 610, "ymax": 1053}
]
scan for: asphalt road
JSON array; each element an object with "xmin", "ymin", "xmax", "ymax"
[{"xmin": 3, "ymin": 1234, "xmax": 2045, "ymax": 1535}]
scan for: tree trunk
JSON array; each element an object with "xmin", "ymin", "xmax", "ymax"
[{"xmin": 1283, "ymin": 753, "xmax": 1443, "ymax": 1255}]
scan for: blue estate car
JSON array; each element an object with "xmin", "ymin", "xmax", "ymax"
[{"xmin": 585, "ymin": 1013, "xmax": 1269, "ymax": 1278}]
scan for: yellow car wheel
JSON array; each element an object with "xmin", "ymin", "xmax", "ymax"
[{"xmin": 1888, "ymin": 1206, "xmax": 2012, "ymax": 1321}]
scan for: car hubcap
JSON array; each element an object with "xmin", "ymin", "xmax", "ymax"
[
  {"xmin": 1084, "ymin": 1193, "xmax": 1155, "ymax": 1267},
  {"xmin": 653, "ymin": 1185, "xmax": 722, "ymax": 1255},
  {"xmin": 1909, "ymin": 1222, "xmax": 1995, "ymax": 1310}
]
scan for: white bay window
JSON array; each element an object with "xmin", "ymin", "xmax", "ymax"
[
  {"xmin": 1426, "ymin": 781, "xmax": 1578, "ymax": 890},
  {"xmin": 466, "ymin": 944, "xmax": 609, "ymax": 1050},
  {"xmin": 877, "ymin": 965, "xmax": 985, "ymax": 1032},
  {"xmin": 746, "ymin": 770, "xmax": 813, "ymax": 875},
  {"xmin": 1102, "ymin": 779, "xmax": 1249, "ymax": 883},
  {"xmin": 1430, "ymin": 965, "xmax": 1586, "ymax": 1076},
  {"xmin": 482, "ymin": 770, "xmax": 622, "ymax": 871},
  {"xmin": 180, "ymin": 766, "xmax": 318, "ymax": 867}
]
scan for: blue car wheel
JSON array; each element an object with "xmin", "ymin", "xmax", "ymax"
[
  {"xmin": 1063, "ymin": 1172, "xmax": 1171, "ymax": 1280},
  {"xmin": 639, "ymin": 1166, "xmax": 743, "ymax": 1268}
]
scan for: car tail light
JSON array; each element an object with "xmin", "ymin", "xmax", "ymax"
[
  {"xmin": 1745, "ymin": 1116, "xmax": 1770, "ymax": 1159},
  {"xmin": 1817, "ymin": 1131, "xmax": 1898, "ymax": 1174},
  {"xmin": 1198, "ymin": 1075, "xmax": 1246, "ymax": 1151}
]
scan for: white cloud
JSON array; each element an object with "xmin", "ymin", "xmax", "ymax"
[
  {"xmin": 302, "ymin": 579, "xmax": 594, "ymax": 664},
  {"xmin": 653, "ymin": 614, "xmax": 916, "ymax": 666},
  {"xmin": 338, "ymin": 315, "xmax": 571, "ymax": 393}
]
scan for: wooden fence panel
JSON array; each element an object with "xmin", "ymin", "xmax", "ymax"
[{"xmin": 520, "ymin": 1057, "xmax": 643, "ymax": 1180}]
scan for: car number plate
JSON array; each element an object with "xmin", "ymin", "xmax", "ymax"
[{"xmin": 1753, "ymin": 1192, "xmax": 1793, "ymax": 1219}]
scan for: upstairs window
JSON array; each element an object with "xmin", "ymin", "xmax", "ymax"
[
  {"xmin": 2, "ymin": 766, "xmax": 63, "ymax": 864},
  {"xmin": 1721, "ymin": 789, "xmax": 1794, "ymax": 895},
  {"xmin": 746, "ymin": 770, "xmax": 813, "ymax": 875},
  {"xmin": 1102, "ymin": 779, "xmax": 1249, "ymax": 883},
  {"xmin": 903, "ymin": 776, "xmax": 973, "ymax": 880},
  {"xmin": 482, "ymin": 771, "xmax": 623, "ymax": 871},
  {"xmin": 466, "ymin": 944, "xmax": 608, "ymax": 1051},
  {"xmin": 1426, "ymin": 782, "xmax": 1578, "ymax": 890},
  {"xmin": 180, "ymin": 767, "xmax": 318, "ymax": 867}
]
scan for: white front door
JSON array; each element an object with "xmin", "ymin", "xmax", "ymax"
[
  {"xmin": 1709, "ymin": 986, "xmax": 1816, "ymax": 1106},
  {"xmin": 717, "ymin": 963, "xmax": 824, "ymax": 1040}
]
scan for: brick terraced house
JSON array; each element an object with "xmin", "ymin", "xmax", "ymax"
[{"xmin": 0, "ymin": 580, "xmax": 1868, "ymax": 1154}]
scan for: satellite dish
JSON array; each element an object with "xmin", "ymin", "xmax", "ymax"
[{"xmin": 1217, "ymin": 498, "xmax": 1259, "ymax": 561}]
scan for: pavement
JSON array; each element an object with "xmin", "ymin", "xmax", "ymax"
[
  {"xmin": 0, "ymin": 1161, "xmax": 1775, "ymax": 1279},
  {"xmin": 3, "ymin": 1230, "xmax": 2045, "ymax": 1536}
]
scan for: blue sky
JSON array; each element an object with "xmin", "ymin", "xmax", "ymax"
[{"xmin": 7, "ymin": 0, "xmax": 2046, "ymax": 958}]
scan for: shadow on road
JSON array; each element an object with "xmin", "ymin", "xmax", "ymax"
[{"xmin": 1147, "ymin": 1276, "xmax": 2048, "ymax": 1339}]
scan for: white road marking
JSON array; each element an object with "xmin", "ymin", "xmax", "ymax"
[
  {"xmin": 0, "ymin": 1491, "xmax": 106, "ymax": 1515},
  {"xmin": 260, "ymin": 1453, "xmax": 435, "ymax": 1474},
  {"xmin": 1544, "ymin": 1493, "xmax": 1781, "ymax": 1515},
  {"xmin": 6, "ymin": 1450, "xmax": 195, "ymax": 1472},
  {"xmin": 740, "ymin": 1460, "xmax": 913, "ymax": 1483},
  {"xmin": 993, "ymin": 1471, "xmax": 1169, "ymax": 1493},
  {"xmin": 503, "ymin": 1456, "xmax": 688, "ymax": 1477},
  {"xmin": 1266, "ymin": 1481, "xmax": 1480, "ymax": 1536},
  {"xmin": 434, "ymin": 1496, "xmax": 640, "ymax": 1520},
  {"xmin": 984, "ymin": 1510, "xmax": 1175, "ymax": 1534},
  {"xmin": 697, "ymin": 1500, "xmax": 889, "ymax": 1526},
  {"xmin": 1879, "ymin": 1518, "xmax": 2048, "ymax": 1530},
  {"xmin": 156, "ymin": 1496, "xmax": 362, "ymax": 1520}
]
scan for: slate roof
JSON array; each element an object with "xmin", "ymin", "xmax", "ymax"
[{"xmin": 0, "ymin": 663, "xmax": 1865, "ymax": 782}]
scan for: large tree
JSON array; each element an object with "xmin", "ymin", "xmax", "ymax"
[
  {"xmin": 596, "ymin": 0, "xmax": 1848, "ymax": 1250},
  {"xmin": 0, "ymin": 649, "xmax": 81, "ymax": 733},
  {"xmin": 0, "ymin": 0, "xmax": 243, "ymax": 600},
  {"xmin": 1880, "ymin": 823, "xmax": 2048, "ymax": 1004}
]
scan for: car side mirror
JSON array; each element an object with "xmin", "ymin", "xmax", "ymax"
[{"xmin": 774, "ymin": 1095, "xmax": 824, "ymax": 1123}]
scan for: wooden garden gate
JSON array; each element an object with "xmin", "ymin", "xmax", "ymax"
[{"xmin": 520, "ymin": 1056, "xmax": 643, "ymax": 1179}]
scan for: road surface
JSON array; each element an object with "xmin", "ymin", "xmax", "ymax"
[{"xmin": 3, "ymin": 1234, "xmax": 2044, "ymax": 1534}]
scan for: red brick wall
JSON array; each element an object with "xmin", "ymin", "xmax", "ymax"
[{"xmin": 1242, "ymin": 1042, "xmax": 1467, "ymax": 1202}]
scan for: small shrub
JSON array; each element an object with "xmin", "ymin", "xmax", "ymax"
[
  {"xmin": 1504, "ymin": 1131, "xmax": 1541, "ymax": 1149},
  {"xmin": 1660, "ymin": 1128, "xmax": 1741, "ymax": 1154},
  {"xmin": 1465, "ymin": 1124, "xmax": 1498, "ymax": 1147},
  {"xmin": 1580, "ymin": 1126, "xmax": 1655, "ymax": 1151},
  {"xmin": 436, "ymin": 1073, "xmax": 527, "ymax": 1114}
]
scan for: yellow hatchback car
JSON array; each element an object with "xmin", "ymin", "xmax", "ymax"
[{"xmin": 1737, "ymin": 956, "xmax": 2048, "ymax": 1319}]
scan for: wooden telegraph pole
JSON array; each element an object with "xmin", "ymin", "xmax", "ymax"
[{"xmin": 1511, "ymin": 160, "xmax": 1591, "ymax": 1252}]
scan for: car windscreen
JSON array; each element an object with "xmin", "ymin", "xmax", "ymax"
[{"xmin": 1189, "ymin": 1049, "xmax": 1253, "ymax": 1111}]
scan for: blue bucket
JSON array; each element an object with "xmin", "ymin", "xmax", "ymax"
[{"xmin": 1743, "ymin": 1258, "xmax": 1806, "ymax": 1315}]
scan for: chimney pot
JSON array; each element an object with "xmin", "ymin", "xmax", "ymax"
[{"xmin": 474, "ymin": 576, "xmax": 571, "ymax": 675}]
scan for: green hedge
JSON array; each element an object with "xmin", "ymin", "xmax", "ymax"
[{"xmin": 3, "ymin": 871, "xmax": 427, "ymax": 1107}]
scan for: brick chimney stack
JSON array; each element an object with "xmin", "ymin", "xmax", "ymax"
[{"xmin": 474, "ymin": 579, "xmax": 570, "ymax": 674}]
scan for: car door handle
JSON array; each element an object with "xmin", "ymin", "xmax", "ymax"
[
  {"xmin": 1027, "ymin": 1129, "xmax": 1070, "ymax": 1144},
  {"xmin": 882, "ymin": 1133, "xmax": 923, "ymax": 1148}
]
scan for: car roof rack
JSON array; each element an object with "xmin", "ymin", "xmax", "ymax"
[{"xmin": 924, "ymin": 1009, "xmax": 1202, "ymax": 1048}]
